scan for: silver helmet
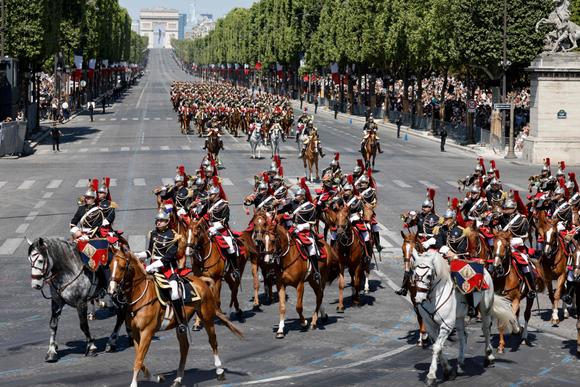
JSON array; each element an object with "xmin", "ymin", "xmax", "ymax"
[
  {"xmin": 503, "ymin": 198, "xmax": 517, "ymax": 209},
  {"xmin": 202, "ymin": 159, "xmax": 211, "ymax": 168},
  {"xmin": 295, "ymin": 188, "xmax": 306, "ymax": 197},
  {"xmin": 422, "ymin": 198, "xmax": 434, "ymax": 208},
  {"xmin": 195, "ymin": 177, "xmax": 205, "ymax": 187},
  {"xmin": 84, "ymin": 188, "xmax": 97, "ymax": 198},
  {"xmin": 556, "ymin": 168, "xmax": 565, "ymax": 177},
  {"xmin": 343, "ymin": 183, "xmax": 353, "ymax": 191},
  {"xmin": 357, "ymin": 175, "xmax": 369, "ymax": 186},
  {"xmin": 475, "ymin": 164, "xmax": 483, "ymax": 173},
  {"xmin": 489, "ymin": 177, "xmax": 501, "ymax": 186},
  {"xmin": 155, "ymin": 209, "xmax": 171, "ymax": 221},
  {"xmin": 353, "ymin": 165, "xmax": 362, "ymax": 175},
  {"xmin": 566, "ymin": 180, "xmax": 575, "ymax": 190},
  {"xmin": 97, "ymin": 184, "xmax": 108, "ymax": 194},
  {"xmin": 174, "ymin": 174, "xmax": 185, "ymax": 183},
  {"xmin": 330, "ymin": 159, "xmax": 338, "ymax": 167},
  {"xmin": 269, "ymin": 163, "xmax": 278, "ymax": 172},
  {"xmin": 470, "ymin": 185, "xmax": 481, "ymax": 194},
  {"xmin": 443, "ymin": 208, "xmax": 456, "ymax": 219},
  {"xmin": 209, "ymin": 186, "xmax": 220, "ymax": 195},
  {"xmin": 258, "ymin": 182, "xmax": 268, "ymax": 191}
]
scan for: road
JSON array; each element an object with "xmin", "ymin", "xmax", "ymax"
[{"xmin": 0, "ymin": 49, "xmax": 578, "ymax": 386}]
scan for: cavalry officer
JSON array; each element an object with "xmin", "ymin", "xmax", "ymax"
[
  {"xmin": 70, "ymin": 185, "xmax": 105, "ymax": 240},
  {"xmin": 136, "ymin": 209, "xmax": 188, "ymax": 334},
  {"xmin": 97, "ymin": 179, "xmax": 116, "ymax": 228},
  {"xmin": 298, "ymin": 120, "xmax": 325, "ymax": 159},
  {"xmin": 356, "ymin": 175, "xmax": 382, "ymax": 253},
  {"xmin": 341, "ymin": 183, "xmax": 374, "ymax": 264},
  {"xmin": 360, "ymin": 116, "xmax": 384, "ymax": 154}
]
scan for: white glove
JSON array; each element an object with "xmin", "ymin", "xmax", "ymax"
[
  {"xmin": 557, "ymin": 222, "xmax": 566, "ymax": 232},
  {"xmin": 102, "ymin": 219, "xmax": 110, "ymax": 226},
  {"xmin": 134, "ymin": 251, "xmax": 148, "ymax": 260},
  {"xmin": 439, "ymin": 245, "xmax": 450, "ymax": 255},
  {"xmin": 177, "ymin": 208, "xmax": 187, "ymax": 217},
  {"xmin": 422, "ymin": 237, "xmax": 436, "ymax": 249},
  {"xmin": 409, "ymin": 211, "xmax": 417, "ymax": 218},
  {"xmin": 78, "ymin": 235, "xmax": 90, "ymax": 241},
  {"xmin": 208, "ymin": 226, "xmax": 219, "ymax": 236},
  {"xmin": 70, "ymin": 226, "xmax": 80, "ymax": 235},
  {"xmin": 510, "ymin": 237, "xmax": 524, "ymax": 248},
  {"xmin": 145, "ymin": 259, "xmax": 163, "ymax": 273}
]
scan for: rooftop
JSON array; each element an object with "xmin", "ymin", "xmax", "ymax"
[{"xmin": 140, "ymin": 7, "xmax": 180, "ymax": 13}]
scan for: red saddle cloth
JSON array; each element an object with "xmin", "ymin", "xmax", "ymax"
[
  {"xmin": 450, "ymin": 259, "xmax": 489, "ymax": 294},
  {"xmin": 291, "ymin": 230, "xmax": 327, "ymax": 261},
  {"xmin": 479, "ymin": 226, "xmax": 494, "ymax": 239},
  {"xmin": 160, "ymin": 266, "xmax": 192, "ymax": 280},
  {"xmin": 211, "ymin": 229, "xmax": 246, "ymax": 259}
]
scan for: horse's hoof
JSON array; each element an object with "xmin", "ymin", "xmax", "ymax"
[
  {"xmin": 170, "ymin": 381, "xmax": 182, "ymax": 387},
  {"xmin": 158, "ymin": 375, "xmax": 166, "ymax": 383},
  {"xmin": 192, "ymin": 325, "xmax": 202, "ymax": 332},
  {"xmin": 45, "ymin": 351, "xmax": 59, "ymax": 363},
  {"xmin": 87, "ymin": 312, "xmax": 95, "ymax": 321},
  {"xmin": 216, "ymin": 370, "xmax": 226, "ymax": 381},
  {"xmin": 321, "ymin": 314, "xmax": 329, "ymax": 323},
  {"xmin": 363, "ymin": 289, "xmax": 370, "ymax": 295},
  {"xmin": 105, "ymin": 343, "xmax": 116, "ymax": 353},
  {"xmin": 443, "ymin": 367, "xmax": 457, "ymax": 381},
  {"xmin": 551, "ymin": 318, "xmax": 560, "ymax": 326},
  {"xmin": 310, "ymin": 323, "xmax": 317, "ymax": 330},
  {"xmin": 425, "ymin": 376, "xmax": 437, "ymax": 386},
  {"xmin": 524, "ymin": 339, "xmax": 533, "ymax": 347},
  {"xmin": 253, "ymin": 304, "xmax": 262, "ymax": 312},
  {"xmin": 85, "ymin": 347, "xmax": 97, "ymax": 357},
  {"xmin": 275, "ymin": 332, "xmax": 285, "ymax": 339},
  {"xmin": 300, "ymin": 323, "xmax": 309, "ymax": 331},
  {"xmin": 458, "ymin": 363, "xmax": 466, "ymax": 374},
  {"xmin": 336, "ymin": 306, "xmax": 345, "ymax": 313}
]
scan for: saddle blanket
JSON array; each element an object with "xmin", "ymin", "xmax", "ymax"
[
  {"xmin": 153, "ymin": 272, "xmax": 200, "ymax": 306},
  {"xmin": 450, "ymin": 259, "xmax": 489, "ymax": 294},
  {"xmin": 77, "ymin": 238, "xmax": 109, "ymax": 272}
]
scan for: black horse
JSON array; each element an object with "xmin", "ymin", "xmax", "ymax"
[{"xmin": 26, "ymin": 237, "xmax": 130, "ymax": 362}]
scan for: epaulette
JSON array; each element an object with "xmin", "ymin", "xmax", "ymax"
[{"xmin": 110, "ymin": 201, "xmax": 118, "ymax": 209}]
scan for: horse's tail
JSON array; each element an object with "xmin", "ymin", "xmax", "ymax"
[
  {"xmin": 530, "ymin": 258, "xmax": 546, "ymax": 294},
  {"xmin": 215, "ymin": 310, "xmax": 245, "ymax": 339},
  {"xmin": 491, "ymin": 295, "xmax": 519, "ymax": 334}
]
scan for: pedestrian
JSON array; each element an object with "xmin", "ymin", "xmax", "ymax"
[
  {"xmin": 396, "ymin": 116, "xmax": 402, "ymax": 138},
  {"xmin": 102, "ymin": 96, "xmax": 106, "ymax": 114},
  {"xmin": 61, "ymin": 100, "xmax": 69, "ymax": 121},
  {"xmin": 51, "ymin": 99, "xmax": 58, "ymax": 121},
  {"xmin": 50, "ymin": 123, "xmax": 63, "ymax": 152},
  {"xmin": 334, "ymin": 101, "xmax": 339, "ymax": 119},
  {"xmin": 88, "ymin": 101, "xmax": 94, "ymax": 122},
  {"xmin": 440, "ymin": 127, "xmax": 447, "ymax": 152},
  {"xmin": 300, "ymin": 92, "xmax": 305, "ymax": 110},
  {"xmin": 314, "ymin": 96, "xmax": 319, "ymax": 114}
]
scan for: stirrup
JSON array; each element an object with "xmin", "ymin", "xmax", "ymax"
[
  {"xmin": 177, "ymin": 324, "xmax": 187, "ymax": 334},
  {"xmin": 527, "ymin": 290, "xmax": 536, "ymax": 299},
  {"xmin": 467, "ymin": 306, "xmax": 477, "ymax": 318}
]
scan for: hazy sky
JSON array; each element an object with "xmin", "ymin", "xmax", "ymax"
[{"xmin": 119, "ymin": 0, "xmax": 257, "ymax": 22}]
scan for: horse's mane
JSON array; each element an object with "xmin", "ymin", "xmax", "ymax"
[
  {"xmin": 126, "ymin": 247, "xmax": 147, "ymax": 277},
  {"xmin": 36, "ymin": 237, "xmax": 79, "ymax": 271},
  {"xmin": 414, "ymin": 251, "xmax": 450, "ymax": 283}
]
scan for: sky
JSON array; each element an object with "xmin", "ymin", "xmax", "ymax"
[{"xmin": 119, "ymin": 0, "xmax": 257, "ymax": 22}]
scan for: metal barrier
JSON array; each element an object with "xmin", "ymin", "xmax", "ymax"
[{"xmin": 0, "ymin": 121, "xmax": 26, "ymax": 156}]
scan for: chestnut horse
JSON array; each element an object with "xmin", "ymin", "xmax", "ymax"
[
  {"xmin": 491, "ymin": 230, "xmax": 545, "ymax": 353},
  {"xmin": 539, "ymin": 218, "xmax": 569, "ymax": 325},
  {"xmin": 258, "ymin": 219, "xmax": 337, "ymax": 338},
  {"xmin": 303, "ymin": 135, "xmax": 320, "ymax": 182},
  {"xmin": 400, "ymin": 231, "xmax": 429, "ymax": 347},
  {"xmin": 362, "ymin": 132, "xmax": 378, "ymax": 170},
  {"xmin": 248, "ymin": 211, "xmax": 279, "ymax": 306},
  {"xmin": 107, "ymin": 246, "xmax": 243, "ymax": 387}
]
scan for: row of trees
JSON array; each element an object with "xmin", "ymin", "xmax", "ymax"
[
  {"xmin": 174, "ymin": 0, "xmax": 562, "ymax": 97},
  {"xmin": 4, "ymin": 0, "xmax": 148, "ymax": 72}
]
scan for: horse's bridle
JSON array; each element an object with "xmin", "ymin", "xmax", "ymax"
[
  {"xmin": 492, "ymin": 237, "xmax": 510, "ymax": 278},
  {"xmin": 186, "ymin": 224, "xmax": 213, "ymax": 264},
  {"xmin": 29, "ymin": 245, "xmax": 53, "ymax": 283}
]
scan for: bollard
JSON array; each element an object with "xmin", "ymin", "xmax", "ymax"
[{"xmin": 404, "ymin": 133, "xmax": 408, "ymax": 142}]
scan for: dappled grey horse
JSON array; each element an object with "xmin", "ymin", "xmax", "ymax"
[
  {"xmin": 27, "ymin": 237, "xmax": 130, "ymax": 362},
  {"xmin": 249, "ymin": 124, "xmax": 264, "ymax": 159},
  {"xmin": 269, "ymin": 124, "xmax": 285, "ymax": 159}
]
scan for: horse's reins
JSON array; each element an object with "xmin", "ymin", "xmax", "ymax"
[
  {"xmin": 113, "ymin": 251, "xmax": 158, "ymax": 316},
  {"xmin": 415, "ymin": 265, "xmax": 455, "ymax": 330}
]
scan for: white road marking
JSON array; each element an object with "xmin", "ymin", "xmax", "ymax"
[
  {"xmin": 418, "ymin": 180, "xmax": 439, "ymax": 189},
  {"xmin": 34, "ymin": 200, "xmax": 47, "ymax": 209},
  {"xmin": 343, "ymin": 147, "xmax": 357, "ymax": 153},
  {"xmin": 136, "ymin": 80, "xmax": 149, "ymax": 108},
  {"xmin": 79, "ymin": 148, "xmax": 88, "ymax": 153},
  {"xmin": 379, "ymin": 236, "xmax": 393, "ymax": 248},
  {"xmin": 25, "ymin": 211, "xmax": 39, "ymax": 221},
  {"xmin": 121, "ymin": 118, "xmax": 128, "ymax": 121},
  {"xmin": 154, "ymin": 117, "xmax": 161, "ymax": 121},
  {"xmin": 133, "ymin": 178, "xmax": 146, "ymax": 186},
  {"xmin": 110, "ymin": 118, "xmax": 117, "ymax": 121},
  {"xmin": 166, "ymin": 117, "xmax": 173, "ymax": 121},
  {"xmin": 0, "ymin": 182, "xmax": 6, "ymax": 189},
  {"xmin": 109, "ymin": 178, "xmax": 118, "ymax": 187},
  {"xmin": 143, "ymin": 117, "xmax": 150, "ymax": 121},
  {"xmin": 46, "ymin": 179, "xmax": 63, "ymax": 189},
  {"xmin": 99, "ymin": 118, "xmax": 105, "ymax": 121},
  {"xmin": 15, "ymin": 224, "xmax": 30, "ymax": 234},
  {"xmin": 181, "ymin": 146, "xmax": 191, "ymax": 151},
  {"xmin": 128, "ymin": 235, "xmax": 146, "ymax": 251},
  {"xmin": 140, "ymin": 146, "xmax": 150, "ymax": 151},
  {"xmin": 42, "ymin": 192, "xmax": 53, "ymax": 199},
  {"xmin": 100, "ymin": 148, "xmax": 109, "ymax": 152},
  {"xmin": 132, "ymin": 117, "xmax": 139, "ymax": 121},
  {"xmin": 75, "ymin": 179, "xmax": 88, "ymax": 188},
  {"xmin": 161, "ymin": 178, "xmax": 173, "ymax": 186},
  {"xmin": 121, "ymin": 147, "xmax": 130, "ymax": 151},
  {"xmin": 506, "ymin": 183, "xmax": 526, "ymax": 192},
  {"xmin": 17, "ymin": 180, "xmax": 35, "ymax": 190},
  {"xmin": 221, "ymin": 178, "xmax": 233, "ymax": 186},
  {"xmin": 392, "ymin": 180, "xmax": 412, "ymax": 188},
  {"xmin": 0, "ymin": 238, "xmax": 23, "ymax": 255},
  {"xmin": 160, "ymin": 146, "xmax": 170, "ymax": 151}
]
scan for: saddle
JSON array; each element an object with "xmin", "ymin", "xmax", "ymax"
[
  {"xmin": 450, "ymin": 259, "xmax": 489, "ymax": 294},
  {"xmin": 152, "ymin": 272, "xmax": 200, "ymax": 307},
  {"xmin": 292, "ymin": 231, "xmax": 327, "ymax": 261}
]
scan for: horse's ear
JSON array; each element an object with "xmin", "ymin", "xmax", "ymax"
[
  {"xmin": 26, "ymin": 237, "xmax": 33, "ymax": 246},
  {"xmin": 38, "ymin": 237, "xmax": 46, "ymax": 247},
  {"xmin": 492, "ymin": 229, "xmax": 498, "ymax": 236},
  {"xmin": 400, "ymin": 230, "xmax": 406, "ymax": 239}
]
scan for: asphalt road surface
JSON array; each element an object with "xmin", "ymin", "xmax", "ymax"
[{"xmin": 0, "ymin": 49, "xmax": 578, "ymax": 387}]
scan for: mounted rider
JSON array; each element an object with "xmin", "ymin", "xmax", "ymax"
[
  {"xmin": 97, "ymin": 177, "xmax": 116, "ymax": 229},
  {"xmin": 403, "ymin": 188, "xmax": 438, "ymax": 239},
  {"xmin": 341, "ymin": 182, "xmax": 374, "ymax": 265},
  {"xmin": 298, "ymin": 120, "xmax": 325, "ymax": 158},
  {"xmin": 458, "ymin": 157, "xmax": 485, "ymax": 190},
  {"xmin": 321, "ymin": 153, "xmax": 342, "ymax": 187},
  {"xmin": 360, "ymin": 115, "xmax": 384, "ymax": 154},
  {"xmin": 136, "ymin": 209, "xmax": 188, "ymax": 334},
  {"xmin": 202, "ymin": 116, "xmax": 224, "ymax": 151},
  {"xmin": 485, "ymin": 172, "xmax": 506, "ymax": 209},
  {"xmin": 70, "ymin": 179, "xmax": 106, "ymax": 240},
  {"xmin": 356, "ymin": 173, "xmax": 382, "ymax": 253}
]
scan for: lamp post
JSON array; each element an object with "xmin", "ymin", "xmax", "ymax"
[
  {"xmin": 430, "ymin": 72, "xmax": 437, "ymax": 134},
  {"xmin": 502, "ymin": 0, "xmax": 516, "ymax": 159}
]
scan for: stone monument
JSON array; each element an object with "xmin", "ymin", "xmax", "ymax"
[{"xmin": 523, "ymin": 0, "xmax": 580, "ymax": 164}]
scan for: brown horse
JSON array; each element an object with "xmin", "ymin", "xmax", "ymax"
[
  {"xmin": 185, "ymin": 218, "xmax": 243, "ymax": 328},
  {"xmin": 303, "ymin": 134, "xmax": 320, "ymax": 182},
  {"xmin": 281, "ymin": 111, "xmax": 294, "ymax": 137},
  {"xmin": 230, "ymin": 108, "xmax": 241, "ymax": 137},
  {"xmin": 260, "ymin": 219, "xmax": 337, "ymax": 338},
  {"xmin": 491, "ymin": 230, "xmax": 545, "ymax": 353},
  {"xmin": 206, "ymin": 131, "xmax": 221, "ymax": 161},
  {"xmin": 540, "ymin": 218, "xmax": 569, "ymax": 325},
  {"xmin": 464, "ymin": 225, "xmax": 491, "ymax": 263},
  {"xmin": 107, "ymin": 246, "xmax": 243, "ymax": 387},
  {"xmin": 248, "ymin": 211, "xmax": 279, "ymax": 306},
  {"xmin": 327, "ymin": 205, "xmax": 367, "ymax": 311},
  {"xmin": 195, "ymin": 111, "xmax": 207, "ymax": 137},
  {"xmin": 362, "ymin": 132, "xmax": 378, "ymax": 171},
  {"xmin": 400, "ymin": 231, "xmax": 429, "ymax": 347}
]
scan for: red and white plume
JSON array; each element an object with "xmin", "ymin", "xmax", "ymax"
[{"xmin": 299, "ymin": 177, "xmax": 313, "ymax": 203}]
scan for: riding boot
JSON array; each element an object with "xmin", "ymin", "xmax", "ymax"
[
  {"xmin": 310, "ymin": 254, "xmax": 321, "ymax": 283},
  {"xmin": 219, "ymin": 139, "xmax": 224, "ymax": 150},
  {"xmin": 395, "ymin": 270, "xmax": 411, "ymax": 296},
  {"xmin": 246, "ymin": 132, "xmax": 251, "ymax": 142},
  {"xmin": 202, "ymin": 141, "xmax": 207, "ymax": 150},
  {"xmin": 299, "ymin": 148, "xmax": 305, "ymax": 159},
  {"xmin": 318, "ymin": 145, "xmax": 325, "ymax": 158},
  {"xmin": 364, "ymin": 240, "xmax": 373, "ymax": 266},
  {"xmin": 377, "ymin": 142, "xmax": 384, "ymax": 154},
  {"xmin": 524, "ymin": 270, "xmax": 537, "ymax": 299},
  {"xmin": 562, "ymin": 280, "xmax": 575, "ymax": 305},
  {"xmin": 466, "ymin": 292, "xmax": 477, "ymax": 318},
  {"xmin": 359, "ymin": 143, "xmax": 364, "ymax": 153},
  {"xmin": 171, "ymin": 299, "xmax": 188, "ymax": 334},
  {"xmin": 228, "ymin": 253, "xmax": 240, "ymax": 281},
  {"xmin": 373, "ymin": 231, "xmax": 383, "ymax": 253}
]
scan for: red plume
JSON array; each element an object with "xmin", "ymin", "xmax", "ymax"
[
  {"xmin": 262, "ymin": 172, "xmax": 270, "ymax": 185},
  {"xmin": 427, "ymin": 188, "xmax": 435, "ymax": 201},
  {"xmin": 178, "ymin": 165, "xmax": 185, "ymax": 177},
  {"xmin": 560, "ymin": 161, "xmax": 566, "ymax": 171},
  {"xmin": 91, "ymin": 178, "xmax": 99, "ymax": 192},
  {"xmin": 451, "ymin": 197, "xmax": 459, "ymax": 210},
  {"xmin": 210, "ymin": 159, "xmax": 218, "ymax": 176},
  {"xmin": 199, "ymin": 168, "xmax": 205, "ymax": 179},
  {"xmin": 494, "ymin": 170, "xmax": 500, "ymax": 179},
  {"xmin": 545, "ymin": 158, "xmax": 551, "ymax": 167},
  {"xmin": 513, "ymin": 191, "xmax": 528, "ymax": 217},
  {"xmin": 367, "ymin": 168, "xmax": 376, "ymax": 189},
  {"xmin": 213, "ymin": 176, "xmax": 227, "ymax": 200},
  {"xmin": 300, "ymin": 177, "xmax": 313, "ymax": 203},
  {"xmin": 478, "ymin": 176, "xmax": 483, "ymax": 190},
  {"xmin": 356, "ymin": 159, "xmax": 364, "ymax": 170},
  {"xmin": 478, "ymin": 157, "xmax": 486, "ymax": 174},
  {"xmin": 278, "ymin": 166, "xmax": 284, "ymax": 177},
  {"xmin": 559, "ymin": 177, "xmax": 570, "ymax": 200},
  {"xmin": 347, "ymin": 174, "xmax": 354, "ymax": 185},
  {"xmin": 104, "ymin": 176, "xmax": 111, "ymax": 201},
  {"xmin": 334, "ymin": 153, "xmax": 340, "ymax": 161},
  {"xmin": 569, "ymin": 172, "xmax": 579, "ymax": 193},
  {"xmin": 490, "ymin": 160, "xmax": 496, "ymax": 170}
]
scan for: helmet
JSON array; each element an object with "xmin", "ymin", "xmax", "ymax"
[
  {"xmin": 503, "ymin": 198, "xmax": 517, "ymax": 209},
  {"xmin": 273, "ymin": 174, "xmax": 283, "ymax": 181},
  {"xmin": 489, "ymin": 177, "xmax": 501, "ymax": 186},
  {"xmin": 422, "ymin": 198, "xmax": 433, "ymax": 208},
  {"xmin": 295, "ymin": 188, "xmax": 306, "ymax": 197},
  {"xmin": 475, "ymin": 164, "xmax": 483, "ymax": 173},
  {"xmin": 423, "ymin": 214, "xmax": 440, "ymax": 235},
  {"xmin": 258, "ymin": 182, "xmax": 268, "ymax": 192},
  {"xmin": 270, "ymin": 163, "xmax": 278, "ymax": 172},
  {"xmin": 566, "ymin": 180, "xmax": 575, "ymax": 191},
  {"xmin": 470, "ymin": 185, "xmax": 481, "ymax": 194},
  {"xmin": 175, "ymin": 174, "xmax": 185, "ymax": 183},
  {"xmin": 556, "ymin": 168, "xmax": 565, "ymax": 177},
  {"xmin": 155, "ymin": 209, "xmax": 171, "ymax": 221},
  {"xmin": 195, "ymin": 177, "xmax": 205, "ymax": 187},
  {"xmin": 353, "ymin": 165, "xmax": 362, "ymax": 175},
  {"xmin": 97, "ymin": 184, "xmax": 108, "ymax": 194},
  {"xmin": 444, "ymin": 208, "xmax": 456, "ymax": 219},
  {"xmin": 330, "ymin": 159, "xmax": 338, "ymax": 167},
  {"xmin": 343, "ymin": 183, "xmax": 353, "ymax": 191},
  {"xmin": 84, "ymin": 188, "xmax": 97, "ymax": 198},
  {"xmin": 209, "ymin": 186, "xmax": 220, "ymax": 196},
  {"xmin": 447, "ymin": 227, "xmax": 467, "ymax": 253},
  {"xmin": 202, "ymin": 159, "xmax": 211, "ymax": 168}
]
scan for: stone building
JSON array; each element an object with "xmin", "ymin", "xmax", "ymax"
[{"xmin": 139, "ymin": 7, "xmax": 180, "ymax": 49}]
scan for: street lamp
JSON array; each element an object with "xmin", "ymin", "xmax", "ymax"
[{"xmin": 501, "ymin": 0, "xmax": 516, "ymax": 159}]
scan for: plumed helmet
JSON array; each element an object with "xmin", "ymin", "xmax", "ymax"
[
  {"xmin": 155, "ymin": 209, "xmax": 171, "ymax": 221},
  {"xmin": 422, "ymin": 198, "xmax": 433, "ymax": 208},
  {"xmin": 330, "ymin": 159, "xmax": 338, "ymax": 167},
  {"xmin": 195, "ymin": 177, "xmax": 205, "ymax": 187},
  {"xmin": 353, "ymin": 165, "xmax": 362, "ymax": 175},
  {"xmin": 447, "ymin": 226, "xmax": 467, "ymax": 253},
  {"xmin": 470, "ymin": 185, "xmax": 481, "ymax": 194},
  {"xmin": 444, "ymin": 208, "xmax": 456, "ymax": 219},
  {"xmin": 202, "ymin": 159, "xmax": 211, "ymax": 167},
  {"xmin": 258, "ymin": 182, "xmax": 268, "ymax": 191},
  {"xmin": 209, "ymin": 186, "xmax": 220, "ymax": 195},
  {"xmin": 343, "ymin": 183, "xmax": 353, "ymax": 191},
  {"xmin": 84, "ymin": 188, "xmax": 97, "ymax": 198},
  {"xmin": 270, "ymin": 162, "xmax": 278, "ymax": 172},
  {"xmin": 295, "ymin": 188, "xmax": 306, "ymax": 197},
  {"xmin": 174, "ymin": 174, "xmax": 185, "ymax": 183},
  {"xmin": 490, "ymin": 177, "xmax": 501, "ymax": 186},
  {"xmin": 423, "ymin": 214, "xmax": 439, "ymax": 235},
  {"xmin": 475, "ymin": 164, "xmax": 483, "ymax": 173},
  {"xmin": 502, "ymin": 198, "xmax": 517, "ymax": 209},
  {"xmin": 566, "ymin": 180, "xmax": 575, "ymax": 190},
  {"xmin": 97, "ymin": 184, "xmax": 108, "ymax": 194},
  {"xmin": 357, "ymin": 175, "xmax": 369, "ymax": 185},
  {"xmin": 273, "ymin": 174, "xmax": 283, "ymax": 181}
]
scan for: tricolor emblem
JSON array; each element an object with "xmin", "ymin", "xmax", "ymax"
[{"xmin": 77, "ymin": 238, "xmax": 110, "ymax": 271}]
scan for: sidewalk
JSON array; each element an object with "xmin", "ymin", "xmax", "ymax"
[{"xmin": 295, "ymin": 99, "xmax": 527, "ymax": 165}]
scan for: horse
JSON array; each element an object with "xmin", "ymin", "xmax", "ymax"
[
  {"xmin": 230, "ymin": 108, "xmax": 241, "ymax": 137},
  {"xmin": 535, "ymin": 0, "xmax": 580, "ymax": 52},
  {"xmin": 107, "ymin": 245, "xmax": 243, "ymax": 387},
  {"xmin": 26, "ymin": 237, "xmax": 130, "ymax": 362},
  {"xmin": 413, "ymin": 251, "xmax": 519, "ymax": 386},
  {"xmin": 248, "ymin": 211, "xmax": 279, "ymax": 306},
  {"xmin": 539, "ymin": 218, "xmax": 569, "ymax": 325},
  {"xmin": 325, "ymin": 204, "xmax": 367, "ymax": 312},
  {"xmin": 259, "ymin": 219, "xmax": 337, "ymax": 338},
  {"xmin": 269, "ymin": 123, "xmax": 285, "ymax": 160},
  {"xmin": 185, "ymin": 218, "xmax": 245, "ymax": 326},
  {"xmin": 400, "ymin": 231, "xmax": 429, "ymax": 347},
  {"xmin": 249, "ymin": 125, "xmax": 264, "ymax": 159},
  {"xmin": 195, "ymin": 111, "xmax": 207, "ymax": 137},
  {"xmin": 362, "ymin": 132, "xmax": 378, "ymax": 171},
  {"xmin": 281, "ymin": 111, "xmax": 294, "ymax": 138},
  {"xmin": 206, "ymin": 130, "xmax": 221, "ymax": 162},
  {"xmin": 491, "ymin": 230, "xmax": 546, "ymax": 353},
  {"xmin": 303, "ymin": 135, "xmax": 320, "ymax": 182}
]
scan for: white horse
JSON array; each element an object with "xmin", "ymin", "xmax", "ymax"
[
  {"xmin": 269, "ymin": 123, "xmax": 285, "ymax": 159},
  {"xmin": 413, "ymin": 251, "xmax": 519, "ymax": 386},
  {"xmin": 249, "ymin": 124, "xmax": 264, "ymax": 159}
]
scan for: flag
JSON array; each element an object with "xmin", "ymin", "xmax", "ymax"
[
  {"xmin": 255, "ymin": 62, "xmax": 262, "ymax": 71},
  {"xmin": 88, "ymin": 59, "xmax": 96, "ymax": 70},
  {"xmin": 450, "ymin": 260, "xmax": 488, "ymax": 294},
  {"xmin": 330, "ymin": 62, "xmax": 339, "ymax": 74},
  {"xmin": 73, "ymin": 49, "xmax": 83, "ymax": 69},
  {"xmin": 77, "ymin": 238, "xmax": 110, "ymax": 271}
]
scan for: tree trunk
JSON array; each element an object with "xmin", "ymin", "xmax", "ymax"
[
  {"xmin": 416, "ymin": 75, "xmax": 424, "ymax": 117},
  {"xmin": 439, "ymin": 68, "xmax": 448, "ymax": 121},
  {"xmin": 402, "ymin": 72, "xmax": 410, "ymax": 113}
]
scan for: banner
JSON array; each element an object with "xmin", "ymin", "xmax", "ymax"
[
  {"xmin": 74, "ymin": 55, "xmax": 83, "ymax": 69},
  {"xmin": 77, "ymin": 238, "xmax": 109, "ymax": 271},
  {"xmin": 330, "ymin": 62, "xmax": 339, "ymax": 74}
]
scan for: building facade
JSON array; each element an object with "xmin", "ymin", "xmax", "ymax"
[{"xmin": 139, "ymin": 7, "xmax": 180, "ymax": 49}]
